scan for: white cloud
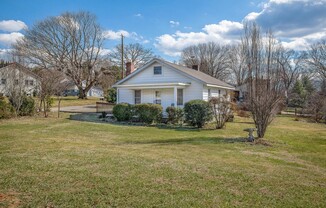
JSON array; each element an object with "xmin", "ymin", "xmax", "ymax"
[
  {"xmin": 0, "ymin": 32, "xmax": 24, "ymax": 46},
  {"xmin": 155, "ymin": 0, "xmax": 326, "ymax": 56},
  {"xmin": 0, "ymin": 48, "xmax": 12, "ymax": 59},
  {"xmin": 244, "ymin": 12, "xmax": 260, "ymax": 21},
  {"xmin": 99, "ymin": 48, "xmax": 111, "ymax": 56},
  {"xmin": 155, "ymin": 20, "xmax": 243, "ymax": 57},
  {"xmin": 0, "ymin": 20, "xmax": 27, "ymax": 32},
  {"xmin": 134, "ymin": 13, "xmax": 142, "ymax": 17},
  {"xmin": 103, "ymin": 30, "xmax": 130, "ymax": 40},
  {"xmin": 103, "ymin": 29, "xmax": 149, "ymax": 44},
  {"xmin": 169, "ymin": 20, "xmax": 180, "ymax": 27},
  {"xmin": 203, "ymin": 20, "xmax": 243, "ymax": 34}
]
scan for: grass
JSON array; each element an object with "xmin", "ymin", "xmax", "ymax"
[
  {"xmin": 33, "ymin": 96, "xmax": 104, "ymax": 108},
  {"xmin": 0, "ymin": 114, "xmax": 325, "ymax": 207}
]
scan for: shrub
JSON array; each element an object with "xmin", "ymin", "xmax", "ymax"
[
  {"xmin": 184, "ymin": 100, "xmax": 212, "ymax": 128},
  {"xmin": 112, "ymin": 103, "xmax": 133, "ymax": 121},
  {"xmin": 209, "ymin": 97, "xmax": 232, "ymax": 129},
  {"xmin": 106, "ymin": 88, "xmax": 117, "ymax": 104},
  {"xmin": 19, "ymin": 96, "xmax": 35, "ymax": 116},
  {"xmin": 166, "ymin": 106, "xmax": 184, "ymax": 124},
  {"xmin": 237, "ymin": 110, "xmax": 251, "ymax": 118},
  {"xmin": 0, "ymin": 96, "xmax": 15, "ymax": 119},
  {"xmin": 134, "ymin": 103, "xmax": 162, "ymax": 124}
]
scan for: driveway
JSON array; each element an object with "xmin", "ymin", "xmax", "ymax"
[{"xmin": 52, "ymin": 105, "xmax": 97, "ymax": 113}]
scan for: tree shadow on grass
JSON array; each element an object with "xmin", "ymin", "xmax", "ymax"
[
  {"xmin": 232, "ymin": 121, "xmax": 255, "ymax": 125},
  {"xmin": 124, "ymin": 137, "xmax": 247, "ymax": 145}
]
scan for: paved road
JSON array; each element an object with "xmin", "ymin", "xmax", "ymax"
[{"xmin": 52, "ymin": 105, "xmax": 97, "ymax": 113}]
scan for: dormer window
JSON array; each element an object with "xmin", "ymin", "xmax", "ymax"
[{"xmin": 153, "ymin": 66, "xmax": 162, "ymax": 75}]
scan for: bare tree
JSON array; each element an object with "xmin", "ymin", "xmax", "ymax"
[
  {"xmin": 181, "ymin": 42, "xmax": 230, "ymax": 81},
  {"xmin": 276, "ymin": 48, "xmax": 303, "ymax": 103},
  {"xmin": 242, "ymin": 23, "xmax": 285, "ymax": 138},
  {"xmin": 14, "ymin": 11, "xmax": 106, "ymax": 99},
  {"xmin": 36, "ymin": 70, "xmax": 67, "ymax": 117},
  {"xmin": 109, "ymin": 43, "xmax": 154, "ymax": 70},
  {"xmin": 209, "ymin": 96, "xmax": 232, "ymax": 129},
  {"xmin": 227, "ymin": 44, "xmax": 247, "ymax": 86},
  {"xmin": 97, "ymin": 65, "xmax": 120, "ymax": 97},
  {"xmin": 306, "ymin": 39, "xmax": 326, "ymax": 80}
]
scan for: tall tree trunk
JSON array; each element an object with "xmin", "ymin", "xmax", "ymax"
[{"xmin": 78, "ymin": 88, "xmax": 88, "ymax": 99}]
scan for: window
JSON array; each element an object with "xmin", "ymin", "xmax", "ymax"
[
  {"xmin": 29, "ymin": 80, "xmax": 34, "ymax": 86},
  {"xmin": 208, "ymin": 89, "xmax": 211, "ymax": 98},
  {"xmin": 154, "ymin": 91, "xmax": 161, "ymax": 104},
  {"xmin": 153, "ymin": 66, "xmax": 162, "ymax": 75},
  {"xmin": 14, "ymin": 79, "xmax": 19, "ymax": 85},
  {"xmin": 135, "ymin": 90, "xmax": 141, "ymax": 104},
  {"xmin": 177, "ymin": 89, "xmax": 183, "ymax": 105},
  {"xmin": 25, "ymin": 80, "xmax": 29, "ymax": 86},
  {"xmin": 218, "ymin": 90, "xmax": 221, "ymax": 97},
  {"xmin": 1, "ymin": 79, "xmax": 6, "ymax": 85}
]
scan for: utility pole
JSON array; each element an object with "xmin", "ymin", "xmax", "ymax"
[{"xmin": 121, "ymin": 34, "xmax": 124, "ymax": 79}]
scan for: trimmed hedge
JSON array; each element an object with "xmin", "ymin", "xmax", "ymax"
[
  {"xmin": 166, "ymin": 106, "xmax": 184, "ymax": 124},
  {"xmin": 112, "ymin": 103, "xmax": 133, "ymax": 121},
  {"xmin": 134, "ymin": 103, "xmax": 162, "ymax": 124},
  {"xmin": 184, "ymin": 99, "xmax": 212, "ymax": 128}
]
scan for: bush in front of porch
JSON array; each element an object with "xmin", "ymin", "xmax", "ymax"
[
  {"xmin": 184, "ymin": 99, "xmax": 213, "ymax": 128},
  {"xmin": 112, "ymin": 103, "xmax": 162, "ymax": 124}
]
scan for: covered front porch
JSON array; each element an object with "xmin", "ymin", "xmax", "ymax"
[{"xmin": 116, "ymin": 82, "xmax": 190, "ymax": 110}]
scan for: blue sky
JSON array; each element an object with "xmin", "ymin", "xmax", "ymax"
[{"xmin": 0, "ymin": 0, "xmax": 325, "ymax": 61}]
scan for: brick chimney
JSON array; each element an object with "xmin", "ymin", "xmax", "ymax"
[
  {"xmin": 192, "ymin": 65, "xmax": 199, "ymax": 71},
  {"xmin": 126, "ymin": 62, "xmax": 135, "ymax": 76}
]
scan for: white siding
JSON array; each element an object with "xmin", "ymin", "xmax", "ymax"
[
  {"xmin": 0, "ymin": 67, "xmax": 38, "ymax": 96},
  {"xmin": 118, "ymin": 88, "xmax": 134, "ymax": 104},
  {"xmin": 203, "ymin": 86, "xmax": 228, "ymax": 101},
  {"xmin": 116, "ymin": 60, "xmax": 207, "ymax": 110},
  {"xmin": 124, "ymin": 63, "xmax": 193, "ymax": 84},
  {"xmin": 184, "ymin": 81, "xmax": 203, "ymax": 103}
]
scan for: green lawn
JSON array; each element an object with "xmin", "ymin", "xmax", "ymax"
[
  {"xmin": 34, "ymin": 96, "xmax": 104, "ymax": 108},
  {"xmin": 0, "ymin": 114, "xmax": 325, "ymax": 207}
]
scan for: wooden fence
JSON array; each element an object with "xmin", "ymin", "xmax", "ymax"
[{"xmin": 96, "ymin": 102, "xmax": 114, "ymax": 113}]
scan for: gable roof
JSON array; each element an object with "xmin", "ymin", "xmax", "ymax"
[
  {"xmin": 0, "ymin": 63, "xmax": 39, "ymax": 79},
  {"xmin": 114, "ymin": 58, "xmax": 235, "ymax": 89}
]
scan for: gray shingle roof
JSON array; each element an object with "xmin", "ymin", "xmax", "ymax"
[
  {"xmin": 114, "ymin": 58, "xmax": 235, "ymax": 89},
  {"xmin": 160, "ymin": 59, "xmax": 235, "ymax": 89}
]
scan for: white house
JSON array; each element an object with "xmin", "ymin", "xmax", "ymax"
[
  {"xmin": 64, "ymin": 80, "xmax": 104, "ymax": 98},
  {"xmin": 0, "ymin": 63, "xmax": 39, "ymax": 96},
  {"xmin": 113, "ymin": 58, "xmax": 235, "ymax": 110}
]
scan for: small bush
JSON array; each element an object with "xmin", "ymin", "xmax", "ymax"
[
  {"xmin": 184, "ymin": 100, "xmax": 212, "ymax": 128},
  {"xmin": 0, "ymin": 96, "xmax": 15, "ymax": 119},
  {"xmin": 166, "ymin": 106, "xmax": 184, "ymax": 124},
  {"xmin": 19, "ymin": 96, "xmax": 35, "ymax": 116},
  {"xmin": 237, "ymin": 110, "xmax": 250, "ymax": 118},
  {"xmin": 106, "ymin": 88, "xmax": 117, "ymax": 104},
  {"xmin": 134, "ymin": 103, "xmax": 162, "ymax": 124},
  {"xmin": 112, "ymin": 103, "xmax": 133, "ymax": 121}
]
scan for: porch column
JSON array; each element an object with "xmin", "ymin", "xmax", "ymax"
[{"xmin": 173, "ymin": 86, "xmax": 177, "ymax": 106}]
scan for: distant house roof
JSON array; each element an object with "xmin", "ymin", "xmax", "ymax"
[
  {"xmin": 0, "ymin": 63, "xmax": 39, "ymax": 79},
  {"xmin": 114, "ymin": 58, "xmax": 235, "ymax": 90}
]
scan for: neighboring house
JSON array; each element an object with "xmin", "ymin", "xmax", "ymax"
[
  {"xmin": 113, "ymin": 58, "xmax": 235, "ymax": 111},
  {"xmin": 235, "ymin": 78, "xmax": 271, "ymax": 102},
  {"xmin": 64, "ymin": 80, "xmax": 104, "ymax": 98},
  {"xmin": 0, "ymin": 63, "xmax": 39, "ymax": 96}
]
